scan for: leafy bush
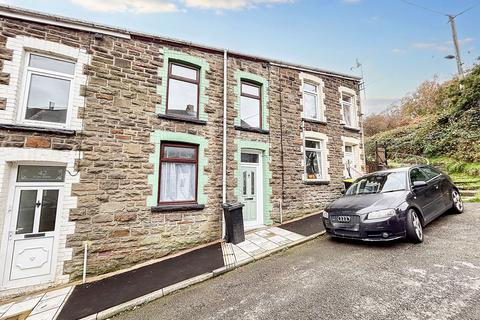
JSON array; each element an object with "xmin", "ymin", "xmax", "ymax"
[{"xmin": 366, "ymin": 65, "xmax": 480, "ymax": 162}]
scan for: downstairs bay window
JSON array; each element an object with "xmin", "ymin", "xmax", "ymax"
[{"xmin": 159, "ymin": 143, "xmax": 198, "ymax": 204}]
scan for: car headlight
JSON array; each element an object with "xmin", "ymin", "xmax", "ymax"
[
  {"xmin": 367, "ymin": 209, "xmax": 396, "ymax": 220},
  {"xmin": 322, "ymin": 210, "xmax": 329, "ymax": 219}
]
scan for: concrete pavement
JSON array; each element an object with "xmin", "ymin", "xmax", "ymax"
[{"xmin": 114, "ymin": 204, "xmax": 480, "ymax": 320}]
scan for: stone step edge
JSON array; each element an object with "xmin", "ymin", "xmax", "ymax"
[{"xmin": 79, "ymin": 231, "xmax": 326, "ymax": 320}]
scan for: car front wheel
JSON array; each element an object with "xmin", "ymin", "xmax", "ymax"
[
  {"xmin": 451, "ymin": 189, "xmax": 464, "ymax": 214},
  {"xmin": 406, "ymin": 209, "xmax": 423, "ymax": 243}
]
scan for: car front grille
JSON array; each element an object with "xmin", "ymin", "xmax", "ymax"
[{"xmin": 330, "ymin": 215, "xmax": 360, "ymax": 224}]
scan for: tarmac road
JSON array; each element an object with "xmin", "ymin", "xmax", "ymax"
[{"xmin": 115, "ymin": 203, "xmax": 480, "ymax": 320}]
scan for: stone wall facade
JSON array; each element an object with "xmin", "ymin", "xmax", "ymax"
[{"xmin": 0, "ymin": 8, "xmax": 363, "ymax": 293}]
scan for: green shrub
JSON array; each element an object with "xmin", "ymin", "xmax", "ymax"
[{"xmin": 366, "ymin": 65, "xmax": 480, "ymax": 162}]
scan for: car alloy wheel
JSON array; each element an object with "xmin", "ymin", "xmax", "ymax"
[
  {"xmin": 406, "ymin": 209, "xmax": 423, "ymax": 243},
  {"xmin": 452, "ymin": 189, "xmax": 464, "ymax": 213},
  {"xmin": 411, "ymin": 210, "xmax": 423, "ymax": 241}
]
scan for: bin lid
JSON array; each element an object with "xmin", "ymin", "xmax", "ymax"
[{"xmin": 222, "ymin": 202, "xmax": 244, "ymax": 210}]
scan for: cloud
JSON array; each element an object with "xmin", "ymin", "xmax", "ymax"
[
  {"xmin": 365, "ymin": 98, "xmax": 401, "ymax": 114},
  {"xmin": 69, "ymin": 0, "xmax": 178, "ymax": 13},
  {"xmin": 451, "ymin": 37, "xmax": 474, "ymax": 45},
  {"xmin": 412, "ymin": 42, "xmax": 450, "ymax": 53},
  {"xmin": 182, "ymin": 0, "xmax": 294, "ymax": 10},
  {"xmin": 69, "ymin": 0, "xmax": 294, "ymax": 12},
  {"xmin": 391, "ymin": 48, "xmax": 406, "ymax": 54},
  {"xmin": 412, "ymin": 38, "xmax": 474, "ymax": 53}
]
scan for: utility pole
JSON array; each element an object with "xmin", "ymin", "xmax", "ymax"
[
  {"xmin": 448, "ymin": 15, "xmax": 464, "ymax": 79},
  {"xmin": 399, "ymin": 0, "xmax": 479, "ymax": 78}
]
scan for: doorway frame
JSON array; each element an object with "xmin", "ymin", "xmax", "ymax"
[
  {"xmin": 0, "ymin": 162, "xmax": 65, "ymax": 290},
  {"xmin": 240, "ymin": 149, "xmax": 264, "ymax": 229}
]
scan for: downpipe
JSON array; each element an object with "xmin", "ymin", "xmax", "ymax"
[{"xmin": 221, "ymin": 50, "xmax": 228, "ymax": 239}]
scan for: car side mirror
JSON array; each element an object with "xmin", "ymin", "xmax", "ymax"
[{"xmin": 412, "ymin": 181, "xmax": 427, "ymax": 188}]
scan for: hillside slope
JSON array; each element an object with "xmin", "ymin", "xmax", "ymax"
[
  {"xmin": 366, "ymin": 65, "xmax": 480, "ymax": 202},
  {"xmin": 366, "ymin": 65, "xmax": 480, "ymax": 162}
]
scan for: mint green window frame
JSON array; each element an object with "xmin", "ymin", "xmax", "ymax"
[
  {"xmin": 234, "ymin": 71, "xmax": 269, "ymax": 131},
  {"xmin": 147, "ymin": 131, "xmax": 209, "ymax": 207},
  {"xmin": 157, "ymin": 48, "xmax": 210, "ymax": 122}
]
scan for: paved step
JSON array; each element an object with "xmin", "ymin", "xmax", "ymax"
[
  {"xmin": 460, "ymin": 190, "xmax": 478, "ymax": 197},
  {"xmin": 455, "ymin": 180, "xmax": 480, "ymax": 184},
  {"xmin": 457, "ymin": 185, "xmax": 478, "ymax": 191},
  {"xmin": 464, "ymin": 196, "xmax": 479, "ymax": 203}
]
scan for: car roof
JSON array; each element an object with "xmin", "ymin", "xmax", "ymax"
[{"xmin": 360, "ymin": 165, "xmax": 430, "ymax": 178}]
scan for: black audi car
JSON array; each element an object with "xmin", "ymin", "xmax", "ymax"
[{"xmin": 322, "ymin": 165, "xmax": 464, "ymax": 243}]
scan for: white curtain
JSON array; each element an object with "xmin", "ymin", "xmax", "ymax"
[
  {"xmin": 343, "ymin": 104, "xmax": 352, "ymax": 126},
  {"xmin": 160, "ymin": 163, "xmax": 195, "ymax": 202}
]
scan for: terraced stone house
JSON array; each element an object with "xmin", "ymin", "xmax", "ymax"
[{"xmin": 0, "ymin": 5, "xmax": 365, "ymax": 296}]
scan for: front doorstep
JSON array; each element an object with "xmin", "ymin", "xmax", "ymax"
[{"xmin": 244, "ymin": 224, "xmax": 267, "ymax": 232}]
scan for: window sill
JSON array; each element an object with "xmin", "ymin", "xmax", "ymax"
[
  {"xmin": 0, "ymin": 123, "xmax": 76, "ymax": 135},
  {"xmin": 234, "ymin": 125, "xmax": 269, "ymax": 135},
  {"xmin": 302, "ymin": 117, "xmax": 327, "ymax": 125},
  {"xmin": 151, "ymin": 203, "xmax": 205, "ymax": 212},
  {"xmin": 157, "ymin": 114, "xmax": 207, "ymax": 125},
  {"xmin": 343, "ymin": 126, "xmax": 361, "ymax": 133},
  {"xmin": 303, "ymin": 180, "xmax": 330, "ymax": 185}
]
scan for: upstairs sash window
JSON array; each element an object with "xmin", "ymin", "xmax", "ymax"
[
  {"xmin": 341, "ymin": 93, "xmax": 355, "ymax": 127},
  {"xmin": 240, "ymin": 81, "xmax": 262, "ymax": 129},
  {"xmin": 303, "ymin": 82, "xmax": 320, "ymax": 119},
  {"xmin": 22, "ymin": 53, "xmax": 75, "ymax": 125},
  {"xmin": 166, "ymin": 62, "xmax": 200, "ymax": 119}
]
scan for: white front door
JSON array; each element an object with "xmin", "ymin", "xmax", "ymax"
[
  {"xmin": 344, "ymin": 145, "xmax": 355, "ymax": 178},
  {"xmin": 2, "ymin": 165, "xmax": 65, "ymax": 289},
  {"xmin": 240, "ymin": 151, "xmax": 263, "ymax": 228}
]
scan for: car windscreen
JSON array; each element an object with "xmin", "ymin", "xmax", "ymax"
[{"xmin": 346, "ymin": 171, "xmax": 407, "ymax": 195}]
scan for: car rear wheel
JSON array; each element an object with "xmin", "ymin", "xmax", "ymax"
[
  {"xmin": 451, "ymin": 189, "xmax": 464, "ymax": 214},
  {"xmin": 406, "ymin": 209, "xmax": 423, "ymax": 243}
]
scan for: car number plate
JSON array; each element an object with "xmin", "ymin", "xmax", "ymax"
[{"xmin": 336, "ymin": 216, "xmax": 351, "ymax": 223}]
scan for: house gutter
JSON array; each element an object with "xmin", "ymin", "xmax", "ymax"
[
  {"xmin": 221, "ymin": 50, "xmax": 228, "ymax": 239},
  {"xmin": 269, "ymin": 62, "xmax": 360, "ymax": 82}
]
